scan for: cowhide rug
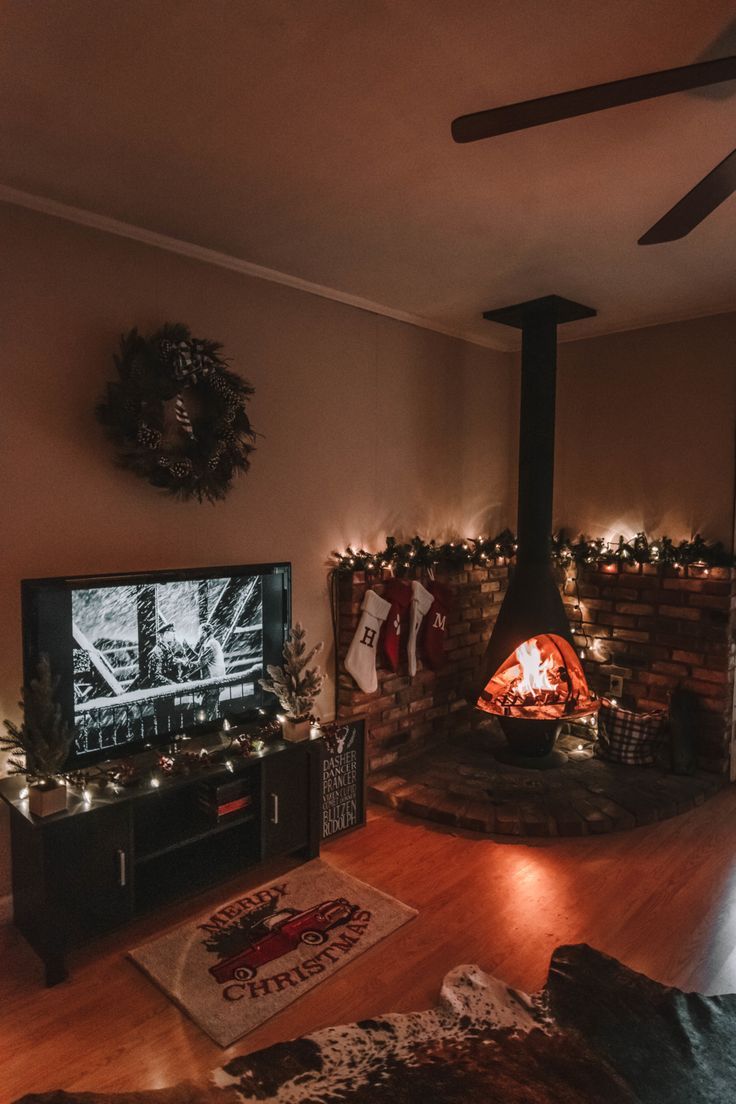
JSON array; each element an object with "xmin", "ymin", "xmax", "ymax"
[{"xmin": 16, "ymin": 944, "xmax": 736, "ymax": 1104}]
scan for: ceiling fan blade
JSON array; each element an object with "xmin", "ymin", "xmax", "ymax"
[
  {"xmin": 451, "ymin": 55, "xmax": 736, "ymax": 143},
  {"xmin": 638, "ymin": 147, "xmax": 736, "ymax": 244}
]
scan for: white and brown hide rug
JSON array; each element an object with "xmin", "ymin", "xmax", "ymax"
[{"xmin": 16, "ymin": 943, "xmax": 736, "ymax": 1104}]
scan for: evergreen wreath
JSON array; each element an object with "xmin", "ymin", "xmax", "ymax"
[{"xmin": 97, "ymin": 323, "xmax": 256, "ymax": 502}]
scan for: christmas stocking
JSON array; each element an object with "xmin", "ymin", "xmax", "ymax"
[
  {"xmin": 421, "ymin": 580, "xmax": 452, "ymax": 670},
  {"xmin": 380, "ymin": 578, "xmax": 412, "ymax": 671},
  {"xmin": 345, "ymin": 589, "xmax": 391, "ymax": 694},
  {"xmin": 407, "ymin": 579, "xmax": 434, "ymax": 678}
]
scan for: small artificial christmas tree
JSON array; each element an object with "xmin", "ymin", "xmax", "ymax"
[
  {"xmin": 1, "ymin": 655, "xmax": 75, "ymax": 787},
  {"xmin": 259, "ymin": 623, "xmax": 325, "ymax": 729}
]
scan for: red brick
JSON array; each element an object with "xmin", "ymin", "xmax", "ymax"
[
  {"xmin": 409, "ymin": 696, "xmax": 434, "ymax": 714},
  {"xmin": 612, "ymin": 628, "xmax": 651, "ymax": 643},
  {"xmin": 687, "ymin": 593, "xmax": 732, "ymax": 610},
  {"xmin": 652, "ymin": 661, "xmax": 689, "ymax": 677},
  {"xmin": 663, "ymin": 577, "xmax": 707, "ymax": 592},
  {"xmin": 640, "ymin": 671, "xmax": 676, "ymax": 688},
  {"xmin": 659, "ymin": 604, "xmax": 702, "ymax": 621},
  {"xmin": 617, "ymin": 602, "xmax": 655, "ymax": 616},
  {"xmin": 448, "ymin": 622, "xmax": 468, "ymax": 638},
  {"xmin": 369, "ymin": 721, "xmax": 399, "ymax": 741},
  {"xmin": 683, "ymin": 680, "xmax": 728, "ymax": 700},
  {"xmin": 380, "ymin": 675, "xmax": 409, "ymax": 695},
  {"xmin": 692, "ymin": 668, "xmax": 728, "ymax": 685},
  {"xmin": 601, "ymin": 586, "xmax": 639, "ymax": 601}
]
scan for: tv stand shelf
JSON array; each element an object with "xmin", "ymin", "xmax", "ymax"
[{"xmin": 0, "ymin": 738, "xmax": 321, "ymax": 986}]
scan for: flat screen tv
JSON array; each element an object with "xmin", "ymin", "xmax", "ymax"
[{"xmin": 21, "ymin": 562, "xmax": 291, "ymax": 768}]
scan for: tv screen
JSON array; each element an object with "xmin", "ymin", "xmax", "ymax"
[{"xmin": 22, "ymin": 562, "xmax": 291, "ymax": 767}]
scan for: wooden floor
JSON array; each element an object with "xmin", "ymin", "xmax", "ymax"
[{"xmin": 5, "ymin": 791, "xmax": 736, "ymax": 1101}]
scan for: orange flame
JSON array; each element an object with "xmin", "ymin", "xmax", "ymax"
[{"xmin": 514, "ymin": 638, "xmax": 557, "ymax": 696}]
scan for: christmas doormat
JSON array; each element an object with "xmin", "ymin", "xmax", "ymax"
[
  {"xmin": 18, "ymin": 944, "xmax": 736, "ymax": 1104},
  {"xmin": 128, "ymin": 859, "xmax": 416, "ymax": 1046}
]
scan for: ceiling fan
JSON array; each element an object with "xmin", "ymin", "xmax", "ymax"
[{"xmin": 451, "ymin": 56, "xmax": 736, "ymax": 244}]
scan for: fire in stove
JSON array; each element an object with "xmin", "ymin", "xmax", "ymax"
[{"xmin": 478, "ymin": 634, "xmax": 596, "ymax": 721}]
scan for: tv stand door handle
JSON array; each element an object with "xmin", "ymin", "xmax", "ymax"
[
  {"xmin": 116, "ymin": 849, "xmax": 127, "ymax": 888},
  {"xmin": 269, "ymin": 792, "xmax": 279, "ymax": 825}
]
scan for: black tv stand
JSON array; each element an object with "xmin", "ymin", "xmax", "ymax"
[{"xmin": 0, "ymin": 737, "xmax": 321, "ymax": 986}]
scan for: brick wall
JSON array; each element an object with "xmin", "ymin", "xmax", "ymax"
[
  {"xmin": 335, "ymin": 564, "xmax": 735, "ymax": 776},
  {"xmin": 335, "ymin": 566, "xmax": 508, "ymax": 772},
  {"xmin": 565, "ymin": 564, "xmax": 736, "ymax": 774}
]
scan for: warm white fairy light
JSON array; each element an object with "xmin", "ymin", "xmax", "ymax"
[{"xmin": 150, "ymin": 777, "xmax": 160, "ymax": 789}]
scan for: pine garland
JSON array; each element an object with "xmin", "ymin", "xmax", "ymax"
[
  {"xmin": 330, "ymin": 530, "xmax": 733, "ymax": 574},
  {"xmin": 97, "ymin": 323, "xmax": 256, "ymax": 503},
  {"xmin": 259, "ymin": 623, "xmax": 325, "ymax": 721}
]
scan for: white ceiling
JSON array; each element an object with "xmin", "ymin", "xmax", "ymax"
[{"xmin": 1, "ymin": 0, "xmax": 735, "ymax": 350}]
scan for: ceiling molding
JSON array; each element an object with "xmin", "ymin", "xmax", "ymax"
[
  {"xmin": 0, "ymin": 184, "xmax": 512, "ymax": 352},
  {"xmin": 557, "ymin": 299, "xmax": 736, "ymax": 347},
  {"xmin": 2, "ymin": 185, "xmax": 732, "ymax": 355}
]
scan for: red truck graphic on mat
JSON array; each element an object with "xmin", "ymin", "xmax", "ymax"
[{"xmin": 209, "ymin": 898, "xmax": 357, "ymax": 984}]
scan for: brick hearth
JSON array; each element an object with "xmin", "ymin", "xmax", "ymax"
[
  {"xmin": 336, "ymin": 565, "xmax": 509, "ymax": 773},
  {"xmin": 565, "ymin": 564, "xmax": 735, "ymax": 774},
  {"xmin": 368, "ymin": 726, "xmax": 725, "ymax": 837},
  {"xmin": 335, "ymin": 563, "xmax": 735, "ymax": 783}
]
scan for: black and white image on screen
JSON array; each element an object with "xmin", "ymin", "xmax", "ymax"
[{"xmin": 71, "ymin": 575, "xmax": 263, "ymax": 757}]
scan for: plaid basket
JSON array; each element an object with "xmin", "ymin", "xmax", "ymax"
[{"xmin": 596, "ymin": 698, "xmax": 667, "ymax": 766}]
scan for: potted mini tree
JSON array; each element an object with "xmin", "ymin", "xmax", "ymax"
[
  {"xmin": 1, "ymin": 656, "xmax": 75, "ymax": 816},
  {"xmin": 259, "ymin": 623, "xmax": 325, "ymax": 741}
]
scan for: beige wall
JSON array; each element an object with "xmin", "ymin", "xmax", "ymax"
[
  {"xmin": 1, "ymin": 202, "xmax": 734, "ymax": 906},
  {"xmin": 555, "ymin": 314, "xmax": 736, "ymax": 547},
  {"xmin": 0, "ymin": 203, "xmax": 516, "ymax": 896}
]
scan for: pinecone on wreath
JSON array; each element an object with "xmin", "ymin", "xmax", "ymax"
[
  {"xmin": 137, "ymin": 423, "xmax": 162, "ymax": 450},
  {"xmin": 97, "ymin": 323, "xmax": 256, "ymax": 503}
]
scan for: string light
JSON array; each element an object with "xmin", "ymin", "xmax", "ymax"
[{"xmin": 331, "ymin": 531, "xmax": 731, "ymax": 574}]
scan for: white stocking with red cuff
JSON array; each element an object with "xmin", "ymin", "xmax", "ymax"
[
  {"xmin": 407, "ymin": 579, "xmax": 434, "ymax": 677},
  {"xmin": 345, "ymin": 589, "xmax": 391, "ymax": 694}
]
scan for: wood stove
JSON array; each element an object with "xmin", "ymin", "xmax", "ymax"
[{"xmin": 477, "ymin": 296, "xmax": 599, "ymax": 766}]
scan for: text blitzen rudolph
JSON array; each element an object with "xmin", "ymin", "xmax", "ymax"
[{"xmin": 322, "ymin": 749, "xmax": 358, "ymax": 836}]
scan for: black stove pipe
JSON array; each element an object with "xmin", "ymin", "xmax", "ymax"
[{"xmin": 483, "ymin": 295, "xmax": 596, "ymax": 566}]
